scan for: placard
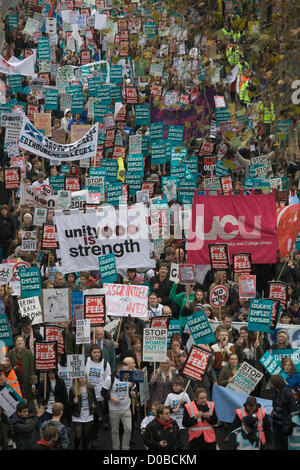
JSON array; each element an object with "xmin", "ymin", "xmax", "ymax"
[
  {"xmin": 18, "ymin": 296, "xmax": 43, "ymax": 325},
  {"xmin": 209, "ymin": 244, "xmax": 230, "ymax": 270},
  {"xmin": 239, "ymin": 274, "xmax": 256, "ymax": 299},
  {"xmin": 44, "ymin": 324, "xmax": 65, "ymax": 355},
  {"xmin": 34, "ymin": 341, "xmax": 58, "ymax": 372},
  {"xmin": 169, "ymin": 263, "xmax": 179, "ymax": 283},
  {"xmin": 76, "ymin": 319, "xmax": 91, "ymax": 345},
  {"xmin": 98, "ymin": 253, "xmax": 117, "ymax": 285},
  {"xmin": 268, "ymin": 281, "xmax": 288, "ymax": 310},
  {"xmin": 0, "ymin": 385, "xmax": 25, "ymax": 417},
  {"xmin": 209, "ymin": 284, "xmax": 229, "ymax": 308},
  {"xmin": 84, "ymin": 294, "xmax": 106, "ymax": 326},
  {"xmin": 104, "ymin": 283, "xmax": 149, "ymax": 318},
  {"xmin": 150, "ymin": 316, "xmax": 169, "ymax": 329},
  {"xmin": 248, "ymin": 299, "xmax": 281, "ymax": 333},
  {"xmin": 0, "ymin": 264, "xmax": 12, "ymax": 286},
  {"xmin": 227, "ymin": 362, "xmax": 264, "ymax": 394},
  {"xmin": 21, "ymin": 231, "xmax": 37, "ymax": 251},
  {"xmin": 182, "ymin": 345, "xmax": 212, "ymax": 382},
  {"xmin": 178, "ymin": 264, "xmax": 195, "ymax": 285},
  {"xmin": 42, "ymin": 288, "xmax": 71, "ymax": 323},
  {"xmin": 67, "ymin": 354, "xmax": 86, "ymax": 379},
  {"xmin": 143, "ymin": 328, "xmax": 168, "ymax": 362},
  {"xmin": 4, "ymin": 168, "xmax": 20, "ymax": 190},
  {"xmin": 186, "ymin": 311, "xmax": 216, "ymax": 345},
  {"xmin": 41, "ymin": 224, "xmax": 57, "ymax": 250},
  {"xmin": 233, "ymin": 253, "xmax": 252, "ymax": 275},
  {"xmin": 0, "ymin": 313, "xmax": 13, "ymax": 347},
  {"xmin": 119, "ymin": 370, "xmax": 144, "ymax": 383},
  {"xmin": 19, "ymin": 267, "xmax": 41, "ymax": 299}
]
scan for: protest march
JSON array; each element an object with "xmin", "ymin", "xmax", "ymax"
[{"xmin": 0, "ymin": 0, "xmax": 300, "ymax": 456}]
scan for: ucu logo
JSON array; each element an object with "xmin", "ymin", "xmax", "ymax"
[{"xmin": 187, "ymin": 204, "xmax": 261, "ymax": 250}]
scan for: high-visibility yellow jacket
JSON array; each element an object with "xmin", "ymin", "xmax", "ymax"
[{"xmin": 257, "ymin": 101, "xmax": 275, "ymax": 123}]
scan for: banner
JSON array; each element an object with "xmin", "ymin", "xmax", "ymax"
[
  {"xmin": 227, "ymin": 362, "xmax": 264, "ymax": 394},
  {"xmin": 44, "ymin": 324, "xmax": 65, "ymax": 355},
  {"xmin": 212, "ymin": 385, "xmax": 272, "ymax": 423},
  {"xmin": 18, "ymin": 297, "xmax": 42, "ymax": 325},
  {"xmin": 142, "ymin": 328, "xmax": 168, "ymax": 362},
  {"xmin": 182, "ymin": 345, "xmax": 212, "ymax": 382},
  {"xmin": 20, "ymin": 183, "xmax": 62, "ymax": 210},
  {"xmin": 54, "ymin": 205, "xmax": 154, "ymax": 274},
  {"xmin": 104, "ymin": 283, "xmax": 149, "ymax": 318},
  {"xmin": 0, "ymin": 55, "xmax": 35, "ymax": 76},
  {"xmin": 139, "ymin": 367, "xmax": 150, "ymax": 406},
  {"xmin": 84, "ymin": 294, "xmax": 106, "ymax": 326},
  {"xmin": 19, "ymin": 114, "xmax": 98, "ymax": 161},
  {"xmin": 187, "ymin": 193, "xmax": 277, "ymax": 265},
  {"xmin": 34, "ymin": 341, "xmax": 58, "ymax": 372},
  {"xmin": 186, "ymin": 311, "xmax": 216, "ymax": 345}
]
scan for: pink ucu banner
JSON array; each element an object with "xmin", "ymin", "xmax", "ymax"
[{"xmin": 186, "ymin": 192, "xmax": 277, "ymax": 265}]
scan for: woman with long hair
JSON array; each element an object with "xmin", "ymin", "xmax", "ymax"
[
  {"xmin": 149, "ymin": 358, "xmax": 176, "ymax": 405},
  {"xmin": 281, "ymin": 357, "xmax": 300, "ymax": 404},
  {"xmin": 189, "ymin": 288, "xmax": 206, "ymax": 314},
  {"xmin": 69, "ymin": 375, "xmax": 102, "ymax": 450},
  {"xmin": 167, "ymin": 334, "xmax": 185, "ymax": 370}
]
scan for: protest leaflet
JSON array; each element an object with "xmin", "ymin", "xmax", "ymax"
[
  {"xmin": 227, "ymin": 362, "xmax": 264, "ymax": 394},
  {"xmin": 104, "ymin": 283, "xmax": 149, "ymax": 318},
  {"xmin": 34, "ymin": 341, "xmax": 58, "ymax": 372},
  {"xmin": 186, "ymin": 311, "xmax": 216, "ymax": 345},
  {"xmin": 143, "ymin": 328, "xmax": 168, "ymax": 362},
  {"xmin": 182, "ymin": 345, "xmax": 212, "ymax": 382}
]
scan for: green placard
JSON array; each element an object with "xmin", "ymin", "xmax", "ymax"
[
  {"xmin": 71, "ymin": 93, "xmax": 85, "ymax": 114},
  {"xmin": 44, "ymin": 89, "xmax": 59, "ymax": 110}
]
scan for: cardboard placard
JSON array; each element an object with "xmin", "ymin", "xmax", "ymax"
[
  {"xmin": 84, "ymin": 294, "xmax": 106, "ymax": 326},
  {"xmin": 182, "ymin": 345, "xmax": 212, "ymax": 382},
  {"xmin": 34, "ymin": 341, "xmax": 58, "ymax": 372}
]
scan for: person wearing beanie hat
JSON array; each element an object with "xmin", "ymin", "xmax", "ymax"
[{"xmin": 23, "ymin": 212, "xmax": 33, "ymax": 231}]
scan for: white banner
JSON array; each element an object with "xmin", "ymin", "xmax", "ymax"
[
  {"xmin": 54, "ymin": 204, "xmax": 154, "ymax": 274},
  {"xmin": 19, "ymin": 115, "xmax": 98, "ymax": 161},
  {"xmin": 0, "ymin": 55, "xmax": 35, "ymax": 76},
  {"xmin": 104, "ymin": 283, "xmax": 149, "ymax": 318}
]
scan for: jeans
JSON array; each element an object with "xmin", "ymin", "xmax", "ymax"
[{"xmin": 109, "ymin": 407, "xmax": 132, "ymax": 450}]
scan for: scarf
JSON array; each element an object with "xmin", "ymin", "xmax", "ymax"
[{"xmin": 157, "ymin": 417, "xmax": 173, "ymax": 430}]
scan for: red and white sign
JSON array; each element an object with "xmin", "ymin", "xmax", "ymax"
[
  {"xmin": 84, "ymin": 295, "xmax": 106, "ymax": 326},
  {"xmin": 187, "ymin": 193, "xmax": 277, "ymax": 265},
  {"xmin": 11, "ymin": 261, "xmax": 30, "ymax": 282},
  {"xmin": 104, "ymin": 283, "xmax": 149, "ymax": 318},
  {"xmin": 277, "ymin": 203, "xmax": 300, "ymax": 256},
  {"xmin": 209, "ymin": 285, "xmax": 229, "ymax": 308},
  {"xmin": 179, "ymin": 264, "xmax": 195, "ymax": 285},
  {"xmin": 123, "ymin": 87, "xmax": 138, "ymax": 104},
  {"xmin": 150, "ymin": 316, "xmax": 169, "ymax": 329},
  {"xmin": 34, "ymin": 341, "xmax": 57, "ymax": 371},
  {"xmin": 41, "ymin": 224, "xmax": 57, "ymax": 250},
  {"xmin": 209, "ymin": 244, "xmax": 229, "ymax": 270},
  {"xmin": 233, "ymin": 253, "xmax": 252, "ymax": 275},
  {"xmin": 40, "ymin": 184, "xmax": 54, "ymax": 197},
  {"xmin": 64, "ymin": 176, "xmax": 81, "ymax": 192},
  {"xmin": 182, "ymin": 345, "xmax": 212, "ymax": 382},
  {"xmin": 4, "ymin": 168, "xmax": 20, "ymax": 189},
  {"xmin": 239, "ymin": 274, "xmax": 256, "ymax": 299},
  {"xmin": 44, "ymin": 324, "xmax": 65, "ymax": 355},
  {"xmin": 104, "ymin": 129, "xmax": 116, "ymax": 148},
  {"xmin": 221, "ymin": 175, "xmax": 232, "ymax": 193},
  {"xmin": 268, "ymin": 281, "xmax": 288, "ymax": 310},
  {"xmin": 199, "ymin": 142, "xmax": 215, "ymax": 156}
]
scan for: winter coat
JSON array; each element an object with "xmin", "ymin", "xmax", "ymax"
[
  {"xmin": 0, "ymin": 212, "xmax": 15, "ymax": 247},
  {"xmin": 10, "ymin": 413, "xmax": 40, "ymax": 449},
  {"xmin": 144, "ymin": 417, "xmax": 179, "ymax": 450},
  {"xmin": 8, "ymin": 347, "xmax": 37, "ymax": 401}
]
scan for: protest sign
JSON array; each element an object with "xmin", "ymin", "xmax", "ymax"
[
  {"xmin": 41, "ymin": 224, "xmax": 57, "ymax": 250},
  {"xmin": 21, "ymin": 231, "xmax": 37, "ymax": 251},
  {"xmin": 44, "ymin": 324, "xmax": 65, "ymax": 355},
  {"xmin": 84, "ymin": 294, "xmax": 106, "ymax": 326},
  {"xmin": 208, "ymin": 244, "xmax": 230, "ymax": 270},
  {"xmin": 34, "ymin": 113, "xmax": 52, "ymax": 136},
  {"xmin": 182, "ymin": 345, "xmax": 212, "ymax": 382},
  {"xmin": 0, "ymin": 264, "xmax": 12, "ymax": 286},
  {"xmin": 19, "ymin": 266, "xmax": 41, "ymax": 299},
  {"xmin": 150, "ymin": 317, "xmax": 169, "ymax": 329},
  {"xmin": 67, "ymin": 354, "xmax": 86, "ymax": 379},
  {"xmin": 268, "ymin": 281, "xmax": 288, "ymax": 310},
  {"xmin": 0, "ymin": 313, "xmax": 13, "ymax": 347},
  {"xmin": 4, "ymin": 168, "xmax": 20, "ymax": 190},
  {"xmin": 0, "ymin": 385, "xmax": 25, "ymax": 417},
  {"xmin": 18, "ymin": 297, "xmax": 42, "ymax": 325},
  {"xmin": 178, "ymin": 264, "xmax": 195, "ymax": 285},
  {"xmin": 139, "ymin": 367, "xmax": 150, "ymax": 406},
  {"xmin": 104, "ymin": 283, "xmax": 149, "ymax": 318},
  {"xmin": 239, "ymin": 274, "xmax": 256, "ymax": 299},
  {"xmin": 76, "ymin": 319, "xmax": 91, "ymax": 345},
  {"xmin": 186, "ymin": 311, "xmax": 216, "ymax": 345},
  {"xmin": 227, "ymin": 362, "xmax": 264, "ymax": 394},
  {"xmin": 10, "ymin": 260, "xmax": 30, "ymax": 282},
  {"xmin": 209, "ymin": 285, "xmax": 229, "ymax": 308},
  {"xmin": 33, "ymin": 208, "xmax": 47, "ymax": 226},
  {"xmin": 248, "ymin": 299, "xmax": 281, "ymax": 333},
  {"xmin": 187, "ymin": 193, "xmax": 277, "ymax": 265},
  {"xmin": 98, "ymin": 253, "xmax": 117, "ymax": 285},
  {"xmin": 119, "ymin": 370, "xmax": 144, "ymax": 383},
  {"xmin": 169, "ymin": 263, "xmax": 179, "ymax": 283},
  {"xmin": 143, "ymin": 328, "xmax": 168, "ymax": 362},
  {"xmin": 42, "ymin": 288, "xmax": 71, "ymax": 323},
  {"xmin": 233, "ymin": 253, "xmax": 252, "ymax": 275},
  {"xmin": 34, "ymin": 342, "xmax": 57, "ymax": 372},
  {"xmin": 271, "ymin": 349, "xmax": 300, "ymax": 372},
  {"xmin": 259, "ymin": 350, "xmax": 287, "ymax": 378}
]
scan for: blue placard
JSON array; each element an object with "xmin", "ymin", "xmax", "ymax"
[
  {"xmin": 0, "ymin": 313, "xmax": 13, "ymax": 347},
  {"xmin": 186, "ymin": 311, "xmax": 216, "ymax": 345},
  {"xmin": 167, "ymin": 320, "xmax": 182, "ymax": 347},
  {"xmin": 71, "ymin": 291, "xmax": 83, "ymax": 317},
  {"xmin": 119, "ymin": 369, "xmax": 145, "ymax": 383},
  {"xmin": 259, "ymin": 350, "xmax": 287, "ymax": 379},
  {"xmin": 248, "ymin": 299, "xmax": 276, "ymax": 333}
]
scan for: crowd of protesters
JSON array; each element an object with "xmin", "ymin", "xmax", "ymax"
[{"xmin": 0, "ymin": 0, "xmax": 299, "ymax": 453}]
